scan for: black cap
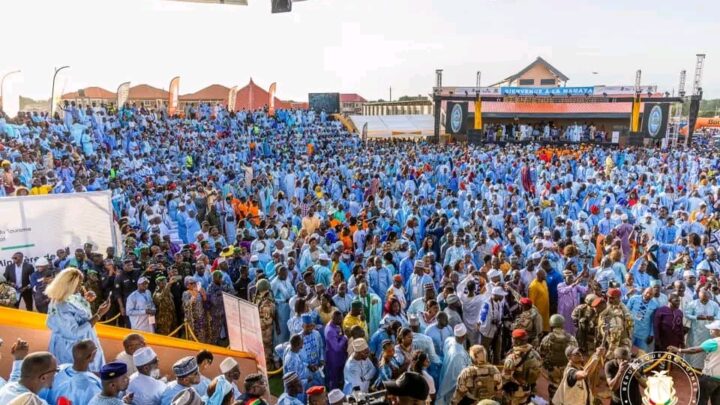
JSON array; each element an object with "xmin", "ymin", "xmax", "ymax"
[{"xmin": 383, "ymin": 372, "xmax": 429, "ymax": 401}]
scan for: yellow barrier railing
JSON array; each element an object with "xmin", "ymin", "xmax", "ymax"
[
  {"xmin": 98, "ymin": 313, "xmax": 121, "ymax": 324},
  {"xmin": 267, "ymin": 367, "xmax": 283, "ymax": 377},
  {"xmin": 0, "ymin": 306, "xmax": 254, "ymax": 361}
]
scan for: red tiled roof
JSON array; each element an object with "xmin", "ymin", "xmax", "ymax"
[
  {"xmin": 61, "ymin": 86, "xmax": 116, "ymax": 100},
  {"xmin": 340, "ymin": 93, "xmax": 366, "ymax": 103},
  {"xmin": 234, "ymin": 79, "xmax": 292, "ymax": 111},
  {"xmin": 179, "ymin": 84, "xmax": 230, "ymax": 101},
  {"xmin": 128, "ymin": 84, "xmax": 169, "ymax": 100}
]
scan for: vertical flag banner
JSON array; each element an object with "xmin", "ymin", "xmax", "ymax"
[
  {"xmin": 630, "ymin": 96, "xmax": 641, "ymax": 132},
  {"xmin": 474, "ymin": 98, "xmax": 482, "ymax": 130},
  {"xmin": 361, "ymin": 122, "xmax": 368, "ymax": 143},
  {"xmin": 117, "ymin": 82, "xmax": 131, "ymax": 110},
  {"xmin": 2, "ymin": 74, "xmax": 22, "ymax": 118},
  {"xmin": 268, "ymin": 82, "xmax": 277, "ymax": 116},
  {"xmin": 51, "ymin": 76, "xmax": 67, "ymax": 118},
  {"xmin": 168, "ymin": 76, "xmax": 180, "ymax": 116},
  {"xmin": 228, "ymin": 86, "xmax": 239, "ymax": 112}
]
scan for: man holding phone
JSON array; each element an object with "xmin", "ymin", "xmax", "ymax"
[{"xmin": 126, "ymin": 277, "xmax": 156, "ymax": 333}]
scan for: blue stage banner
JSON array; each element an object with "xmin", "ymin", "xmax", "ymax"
[{"xmin": 501, "ymin": 86, "xmax": 594, "ymax": 96}]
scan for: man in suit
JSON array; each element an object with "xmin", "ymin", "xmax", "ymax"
[{"xmin": 4, "ymin": 252, "xmax": 34, "ymax": 310}]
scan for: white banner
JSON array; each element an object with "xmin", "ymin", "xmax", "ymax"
[
  {"xmin": 434, "ymin": 86, "xmax": 501, "ymax": 96},
  {"xmin": 593, "ymin": 85, "xmax": 658, "ymax": 95},
  {"xmin": 222, "ymin": 293, "xmax": 267, "ymax": 378},
  {"xmin": 0, "ymin": 191, "xmax": 117, "ymax": 266}
]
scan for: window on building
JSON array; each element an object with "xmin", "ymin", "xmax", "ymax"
[
  {"xmin": 518, "ymin": 79, "xmax": 535, "ymax": 85},
  {"xmin": 540, "ymin": 79, "xmax": 556, "ymax": 85}
]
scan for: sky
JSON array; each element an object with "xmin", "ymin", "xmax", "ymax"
[{"xmin": 1, "ymin": 0, "xmax": 718, "ymax": 104}]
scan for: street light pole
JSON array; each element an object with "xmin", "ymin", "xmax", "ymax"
[
  {"xmin": 50, "ymin": 65, "xmax": 70, "ymax": 116},
  {"xmin": 0, "ymin": 70, "xmax": 21, "ymax": 111}
]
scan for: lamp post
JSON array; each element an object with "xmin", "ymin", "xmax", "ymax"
[
  {"xmin": 50, "ymin": 65, "xmax": 70, "ymax": 116},
  {"xmin": 0, "ymin": 70, "xmax": 21, "ymax": 111},
  {"xmin": 476, "ymin": 71, "xmax": 481, "ymax": 88}
]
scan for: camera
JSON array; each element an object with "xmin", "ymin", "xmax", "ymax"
[{"xmin": 346, "ymin": 389, "xmax": 388, "ymax": 405}]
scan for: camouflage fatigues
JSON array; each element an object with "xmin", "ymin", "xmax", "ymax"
[
  {"xmin": 512, "ymin": 308, "xmax": 542, "ymax": 347},
  {"xmin": 571, "ymin": 303, "xmax": 598, "ymax": 354},
  {"xmin": 539, "ymin": 329, "xmax": 578, "ymax": 400},
  {"xmin": 256, "ymin": 290, "xmax": 276, "ymax": 366},
  {"xmin": 451, "ymin": 363, "xmax": 501, "ymax": 404},
  {"xmin": 153, "ymin": 284, "xmax": 177, "ymax": 335},
  {"xmin": 84, "ymin": 277, "xmax": 103, "ymax": 315},
  {"xmin": 0, "ymin": 283, "xmax": 18, "ymax": 307},
  {"xmin": 502, "ymin": 344, "xmax": 542, "ymax": 405},
  {"xmin": 597, "ymin": 303, "xmax": 634, "ymax": 355}
]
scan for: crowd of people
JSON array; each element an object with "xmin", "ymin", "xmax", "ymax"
[
  {"xmin": 480, "ymin": 122, "xmax": 610, "ymax": 143},
  {"xmin": 1, "ymin": 101, "xmax": 720, "ymax": 405}
]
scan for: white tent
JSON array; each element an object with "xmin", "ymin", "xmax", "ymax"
[{"xmin": 349, "ymin": 114, "xmax": 435, "ymax": 139}]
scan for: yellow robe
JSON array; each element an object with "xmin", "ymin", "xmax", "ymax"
[
  {"xmin": 342, "ymin": 313, "xmax": 368, "ymax": 337},
  {"xmin": 528, "ymin": 279, "xmax": 550, "ymax": 332}
]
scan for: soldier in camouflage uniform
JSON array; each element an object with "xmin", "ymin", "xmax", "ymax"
[
  {"xmin": 254, "ymin": 279, "xmax": 277, "ymax": 368},
  {"xmin": 512, "ymin": 298, "xmax": 543, "ymax": 348},
  {"xmin": 502, "ymin": 329, "xmax": 542, "ymax": 405},
  {"xmin": 153, "ymin": 275, "xmax": 177, "ymax": 335},
  {"xmin": 172, "ymin": 252, "xmax": 194, "ymax": 278},
  {"xmin": 452, "ymin": 345, "xmax": 501, "ymax": 405},
  {"xmin": 572, "ymin": 294, "xmax": 598, "ymax": 354},
  {"xmin": 539, "ymin": 314, "xmax": 578, "ymax": 401},
  {"xmin": 597, "ymin": 288, "xmax": 633, "ymax": 357},
  {"xmin": 0, "ymin": 274, "xmax": 18, "ymax": 307},
  {"xmin": 84, "ymin": 269, "xmax": 104, "ymax": 315}
]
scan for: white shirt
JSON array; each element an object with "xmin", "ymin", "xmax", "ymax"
[
  {"xmin": 0, "ymin": 382, "xmax": 48, "ymax": 405},
  {"xmin": 14, "ymin": 264, "xmax": 22, "ymax": 288},
  {"xmin": 422, "ymin": 370, "xmax": 436, "ymax": 395},
  {"xmin": 126, "ymin": 290, "xmax": 156, "ymax": 333},
  {"xmin": 128, "ymin": 372, "xmax": 167, "ymax": 405},
  {"xmin": 457, "ymin": 276, "xmax": 486, "ymax": 332},
  {"xmin": 115, "ymin": 351, "xmax": 137, "ymax": 375}
]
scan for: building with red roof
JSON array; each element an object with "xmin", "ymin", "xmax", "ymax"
[
  {"xmin": 127, "ymin": 85, "xmax": 170, "ymax": 108},
  {"xmin": 339, "ymin": 93, "xmax": 367, "ymax": 115},
  {"xmin": 61, "ymin": 86, "xmax": 116, "ymax": 105},
  {"xmin": 179, "ymin": 84, "xmax": 229, "ymax": 109},
  {"xmin": 59, "ymin": 79, "xmax": 308, "ymax": 112}
]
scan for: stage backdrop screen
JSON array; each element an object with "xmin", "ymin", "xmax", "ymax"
[
  {"xmin": 445, "ymin": 102, "xmax": 468, "ymax": 135},
  {"xmin": 642, "ymin": 103, "xmax": 669, "ymax": 138},
  {"xmin": 309, "ymin": 93, "xmax": 340, "ymax": 114}
]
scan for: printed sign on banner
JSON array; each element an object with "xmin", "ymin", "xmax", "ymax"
[
  {"xmin": 0, "ymin": 191, "xmax": 117, "ymax": 267},
  {"xmin": 434, "ymin": 87, "xmax": 501, "ymax": 97},
  {"xmin": 501, "ymin": 86, "xmax": 594, "ymax": 96},
  {"xmin": 223, "ymin": 293, "xmax": 267, "ymax": 377},
  {"xmin": 593, "ymin": 85, "xmax": 658, "ymax": 95}
]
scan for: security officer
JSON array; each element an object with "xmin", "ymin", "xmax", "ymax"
[
  {"xmin": 597, "ymin": 288, "xmax": 634, "ymax": 357},
  {"xmin": 539, "ymin": 314, "xmax": 578, "ymax": 400},
  {"xmin": 502, "ymin": 329, "xmax": 542, "ymax": 405},
  {"xmin": 451, "ymin": 345, "xmax": 501, "ymax": 405},
  {"xmin": 571, "ymin": 294, "xmax": 598, "ymax": 354},
  {"xmin": 512, "ymin": 298, "xmax": 543, "ymax": 348},
  {"xmin": 114, "ymin": 257, "xmax": 140, "ymax": 327}
]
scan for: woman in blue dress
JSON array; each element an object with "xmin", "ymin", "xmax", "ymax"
[{"xmin": 45, "ymin": 267, "xmax": 110, "ymax": 372}]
